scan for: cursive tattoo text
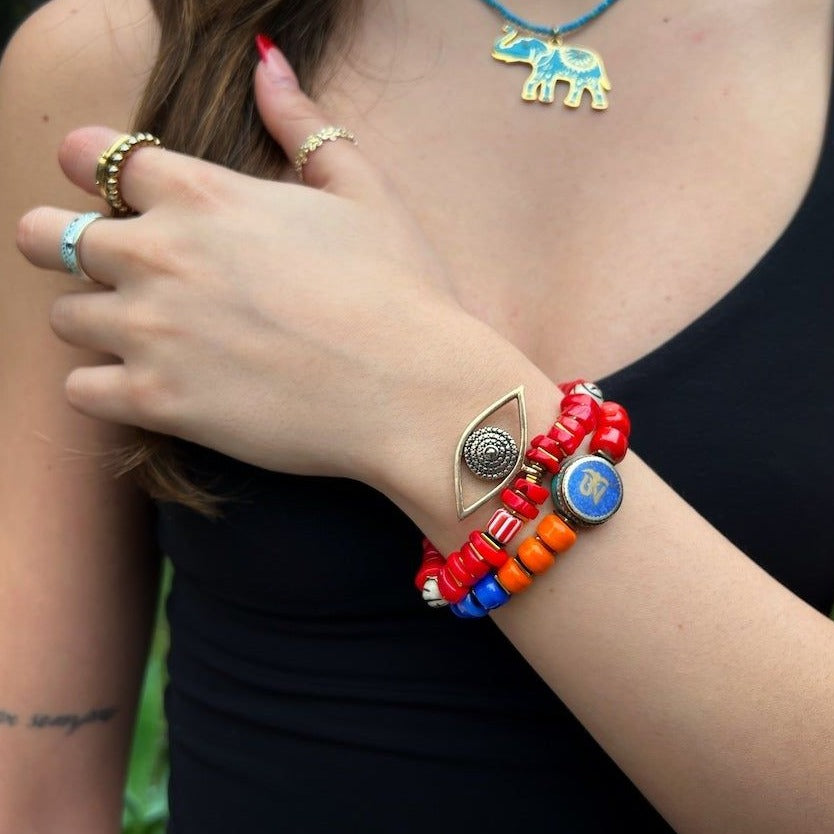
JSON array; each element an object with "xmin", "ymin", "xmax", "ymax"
[{"xmin": 0, "ymin": 706, "xmax": 118, "ymax": 735}]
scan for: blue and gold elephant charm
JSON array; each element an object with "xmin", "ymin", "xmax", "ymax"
[{"xmin": 491, "ymin": 26, "xmax": 612, "ymax": 110}]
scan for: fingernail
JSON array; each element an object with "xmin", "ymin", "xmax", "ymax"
[{"xmin": 255, "ymin": 34, "xmax": 298, "ymax": 88}]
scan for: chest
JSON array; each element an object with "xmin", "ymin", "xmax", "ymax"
[{"xmin": 323, "ymin": 2, "xmax": 831, "ymax": 381}]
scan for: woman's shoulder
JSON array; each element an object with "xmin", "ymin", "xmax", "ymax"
[{"xmin": 1, "ymin": 0, "xmax": 158, "ymax": 128}]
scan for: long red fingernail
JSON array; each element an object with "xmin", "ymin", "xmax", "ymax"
[
  {"xmin": 255, "ymin": 33, "xmax": 274, "ymax": 62},
  {"xmin": 255, "ymin": 34, "xmax": 298, "ymax": 88}
]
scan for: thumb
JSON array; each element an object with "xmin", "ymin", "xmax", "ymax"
[{"xmin": 253, "ymin": 34, "xmax": 368, "ymax": 193}]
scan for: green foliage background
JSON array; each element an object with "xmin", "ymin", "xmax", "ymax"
[{"xmin": 123, "ymin": 564, "xmax": 171, "ymax": 834}]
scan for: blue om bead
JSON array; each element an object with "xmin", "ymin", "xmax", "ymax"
[
  {"xmin": 471, "ymin": 575, "xmax": 512, "ymax": 611},
  {"xmin": 451, "ymin": 594, "xmax": 489, "ymax": 619},
  {"xmin": 551, "ymin": 454, "xmax": 623, "ymax": 526}
]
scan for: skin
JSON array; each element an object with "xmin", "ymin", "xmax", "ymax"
[{"xmin": 2, "ymin": 0, "xmax": 833, "ymax": 830}]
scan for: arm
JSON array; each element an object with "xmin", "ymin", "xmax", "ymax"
[
  {"xmin": 0, "ymin": 5, "xmax": 160, "ymax": 831},
  {"xmin": 17, "ymin": 44, "xmax": 834, "ymax": 832},
  {"xmin": 490, "ymin": 452, "xmax": 834, "ymax": 834}
]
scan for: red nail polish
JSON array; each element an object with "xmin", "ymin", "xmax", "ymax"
[
  {"xmin": 254, "ymin": 33, "xmax": 299, "ymax": 88},
  {"xmin": 255, "ymin": 33, "xmax": 275, "ymax": 63}
]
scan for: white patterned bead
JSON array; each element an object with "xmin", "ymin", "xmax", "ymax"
[
  {"xmin": 422, "ymin": 577, "xmax": 448, "ymax": 608},
  {"xmin": 569, "ymin": 381, "xmax": 604, "ymax": 404}
]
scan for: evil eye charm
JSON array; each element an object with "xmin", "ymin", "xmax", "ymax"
[{"xmin": 551, "ymin": 454, "xmax": 623, "ymax": 526}]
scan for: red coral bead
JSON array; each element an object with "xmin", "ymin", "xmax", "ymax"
[
  {"xmin": 555, "ymin": 414, "xmax": 586, "ymax": 437},
  {"xmin": 436, "ymin": 567, "xmax": 468, "ymax": 603},
  {"xmin": 589, "ymin": 426, "xmax": 629, "ymax": 464},
  {"xmin": 531, "ymin": 434, "xmax": 567, "ymax": 461},
  {"xmin": 501, "ymin": 488, "xmax": 539, "ymax": 520},
  {"xmin": 601, "ymin": 401, "xmax": 631, "ymax": 438},
  {"xmin": 526, "ymin": 447, "xmax": 562, "ymax": 474},
  {"xmin": 445, "ymin": 551, "xmax": 479, "ymax": 586},
  {"xmin": 561, "ymin": 399, "xmax": 600, "ymax": 433},
  {"xmin": 414, "ymin": 559, "xmax": 443, "ymax": 591},
  {"xmin": 421, "ymin": 538, "xmax": 442, "ymax": 559},
  {"xmin": 512, "ymin": 478, "xmax": 549, "ymax": 505},
  {"xmin": 558, "ymin": 379, "xmax": 587, "ymax": 397},
  {"xmin": 459, "ymin": 543, "xmax": 491, "ymax": 580},
  {"xmin": 546, "ymin": 421, "xmax": 584, "ymax": 456},
  {"xmin": 468, "ymin": 530, "xmax": 509, "ymax": 568}
]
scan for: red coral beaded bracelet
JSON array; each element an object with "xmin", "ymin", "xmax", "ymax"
[{"xmin": 415, "ymin": 381, "xmax": 630, "ymax": 611}]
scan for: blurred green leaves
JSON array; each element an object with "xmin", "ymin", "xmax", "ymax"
[{"xmin": 123, "ymin": 562, "xmax": 171, "ymax": 834}]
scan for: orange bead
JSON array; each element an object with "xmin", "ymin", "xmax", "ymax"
[
  {"xmin": 496, "ymin": 558, "xmax": 534, "ymax": 593},
  {"xmin": 516, "ymin": 537, "xmax": 556, "ymax": 575},
  {"xmin": 536, "ymin": 514, "xmax": 577, "ymax": 553}
]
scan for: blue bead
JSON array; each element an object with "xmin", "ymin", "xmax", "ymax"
[
  {"xmin": 479, "ymin": 0, "xmax": 621, "ymax": 37},
  {"xmin": 552, "ymin": 454, "xmax": 623, "ymax": 526},
  {"xmin": 451, "ymin": 594, "xmax": 488, "ymax": 619},
  {"xmin": 472, "ymin": 575, "xmax": 512, "ymax": 611}
]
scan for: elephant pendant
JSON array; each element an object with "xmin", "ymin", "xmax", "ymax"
[{"xmin": 491, "ymin": 26, "xmax": 612, "ymax": 111}]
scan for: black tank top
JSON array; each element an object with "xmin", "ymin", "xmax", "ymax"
[{"xmin": 157, "ymin": 88, "xmax": 834, "ymax": 833}]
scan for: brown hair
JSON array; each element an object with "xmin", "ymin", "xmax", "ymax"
[{"xmin": 122, "ymin": 0, "xmax": 360, "ymax": 513}]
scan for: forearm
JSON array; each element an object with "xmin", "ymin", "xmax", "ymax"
[
  {"xmin": 382, "ymin": 323, "xmax": 834, "ymax": 833},
  {"xmin": 495, "ymin": 453, "xmax": 833, "ymax": 833}
]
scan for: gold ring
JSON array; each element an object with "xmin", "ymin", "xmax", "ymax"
[
  {"xmin": 293, "ymin": 126, "xmax": 358, "ymax": 182},
  {"xmin": 95, "ymin": 132, "xmax": 162, "ymax": 215}
]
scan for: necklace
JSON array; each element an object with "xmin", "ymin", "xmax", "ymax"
[{"xmin": 480, "ymin": 0, "xmax": 621, "ymax": 110}]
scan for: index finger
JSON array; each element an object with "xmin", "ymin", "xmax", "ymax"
[{"xmin": 58, "ymin": 126, "xmax": 200, "ymax": 215}]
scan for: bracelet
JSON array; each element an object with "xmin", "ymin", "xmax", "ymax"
[
  {"xmin": 416, "ymin": 380, "xmax": 630, "ymax": 614},
  {"xmin": 449, "ymin": 513, "xmax": 578, "ymax": 618}
]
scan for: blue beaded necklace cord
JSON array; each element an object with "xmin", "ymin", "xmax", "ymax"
[
  {"xmin": 479, "ymin": 0, "xmax": 621, "ymax": 37},
  {"xmin": 479, "ymin": 0, "xmax": 622, "ymax": 110}
]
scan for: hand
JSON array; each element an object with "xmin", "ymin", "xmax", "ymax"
[{"xmin": 16, "ymin": 44, "xmax": 472, "ymax": 485}]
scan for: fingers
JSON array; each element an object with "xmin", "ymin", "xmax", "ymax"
[
  {"xmin": 64, "ymin": 364, "xmax": 134, "ymax": 424},
  {"xmin": 254, "ymin": 35, "xmax": 378, "ymax": 194},
  {"xmin": 58, "ymin": 127, "xmax": 202, "ymax": 215},
  {"xmin": 53, "ymin": 37, "xmax": 377, "ymax": 220},
  {"xmin": 16, "ymin": 206, "xmax": 119, "ymax": 286},
  {"xmin": 50, "ymin": 289, "xmax": 130, "ymax": 356},
  {"xmin": 57, "ymin": 126, "xmax": 126, "ymax": 199}
]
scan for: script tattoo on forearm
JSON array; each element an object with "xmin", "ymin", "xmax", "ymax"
[{"xmin": 0, "ymin": 706, "xmax": 117, "ymax": 735}]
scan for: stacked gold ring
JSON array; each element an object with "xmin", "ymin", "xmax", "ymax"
[
  {"xmin": 95, "ymin": 132, "xmax": 162, "ymax": 215},
  {"xmin": 293, "ymin": 126, "xmax": 358, "ymax": 182}
]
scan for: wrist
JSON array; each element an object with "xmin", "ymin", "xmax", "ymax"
[
  {"xmin": 368, "ymin": 309, "xmax": 562, "ymax": 552},
  {"xmin": 414, "ymin": 380, "xmax": 631, "ymax": 617}
]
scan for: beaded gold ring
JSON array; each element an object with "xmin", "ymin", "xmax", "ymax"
[{"xmin": 95, "ymin": 132, "xmax": 162, "ymax": 216}]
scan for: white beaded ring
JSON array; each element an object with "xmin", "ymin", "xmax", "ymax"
[{"xmin": 60, "ymin": 212, "xmax": 103, "ymax": 282}]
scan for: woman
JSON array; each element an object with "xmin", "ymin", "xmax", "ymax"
[{"xmin": 2, "ymin": 0, "xmax": 833, "ymax": 830}]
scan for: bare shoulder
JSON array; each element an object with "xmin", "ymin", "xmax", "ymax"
[
  {"xmin": 0, "ymin": 0, "xmax": 160, "ymax": 488},
  {"xmin": 1, "ymin": 0, "xmax": 158, "ymax": 134}
]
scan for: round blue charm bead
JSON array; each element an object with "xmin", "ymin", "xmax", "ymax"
[
  {"xmin": 471, "ymin": 575, "xmax": 512, "ymax": 611},
  {"xmin": 552, "ymin": 454, "xmax": 623, "ymax": 526}
]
